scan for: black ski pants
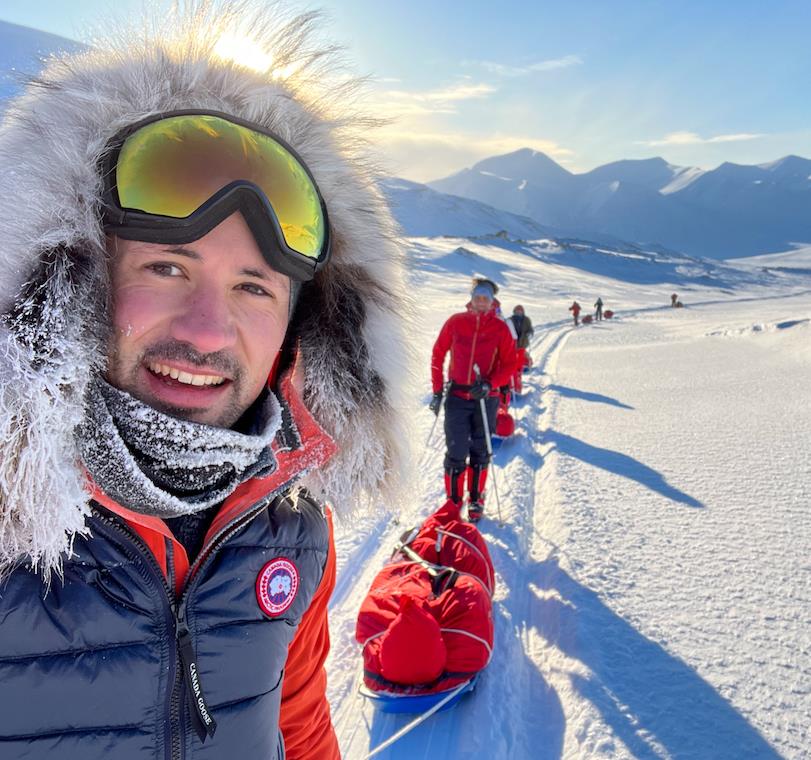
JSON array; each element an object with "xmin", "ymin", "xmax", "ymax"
[{"xmin": 443, "ymin": 394, "xmax": 499, "ymax": 471}]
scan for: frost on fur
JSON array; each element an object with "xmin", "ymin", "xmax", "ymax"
[
  {"xmin": 0, "ymin": 1, "xmax": 414, "ymax": 575},
  {"xmin": 0, "ymin": 330, "xmax": 91, "ymax": 580}
]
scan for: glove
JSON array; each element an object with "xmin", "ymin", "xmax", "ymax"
[
  {"xmin": 428, "ymin": 392, "xmax": 443, "ymax": 416},
  {"xmin": 470, "ymin": 379, "xmax": 491, "ymax": 400}
]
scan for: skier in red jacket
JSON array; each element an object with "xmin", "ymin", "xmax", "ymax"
[
  {"xmin": 569, "ymin": 300, "xmax": 581, "ymax": 326},
  {"xmin": 430, "ymin": 278, "xmax": 517, "ymax": 522}
]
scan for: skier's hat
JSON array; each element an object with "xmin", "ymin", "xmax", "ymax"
[{"xmin": 471, "ymin": 277, "xmax": 498, "ymax": 300}]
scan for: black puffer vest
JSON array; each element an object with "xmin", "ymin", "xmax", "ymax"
[
  {"xmin": 0, "ymin": 490, "xmax": 328, "ymax": 759},
  {"xmin": 0, "ymin": 385, "xmax": 334, "ymax": 759}
]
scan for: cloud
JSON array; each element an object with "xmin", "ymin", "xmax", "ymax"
[
  {"xmin": 642, "ymin": 131, "xmax": 765, "ymax": 147},
  {"xmin": 472, "ymin": 55, "xmax": 583, "ymax": 78},
  {"xmin": 372, "ymin": 80, "xmax": 497, "ymax": 117}
]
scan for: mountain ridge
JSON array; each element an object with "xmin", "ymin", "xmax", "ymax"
[{"xmin": 428, "ymin": 149, "xmax": 811, "ymax": 259}]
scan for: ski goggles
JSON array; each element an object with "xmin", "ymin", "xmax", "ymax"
[{"xmin": 100, "ymin": 111, "xmax": 330, "ymax": 281}]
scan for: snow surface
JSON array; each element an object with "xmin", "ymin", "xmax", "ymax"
[
  {"xmin": 727, "ymin": 246, "xmax": 811, "ymax": 274},
  {"xmin": 326, "ymin": 234, "xmax": 811, "ymax": 759}
]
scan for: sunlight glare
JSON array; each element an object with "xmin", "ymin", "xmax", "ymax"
[{"xmin": 213, "ymin": 31, "xmax": 273, "ymax": 74}]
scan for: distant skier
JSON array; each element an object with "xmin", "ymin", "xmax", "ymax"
[
  {"xmin": 594, "ymin": 297, "xmax": 604, "ymax": 321},
  {"xmin": 671, "ymin": 293, "xmax": 678, "ymax": 307},
  {"xmin": 430, "ymin": 278, "xmax": 517, "ymax": 522},
  {"xmin": 569, "ymin": 300, "xmax": 581, "ymax": 326},
  {"xmin": 509, "ymin": 305, "xmax": 534, "ymax": 392},
  {"xmin": 509, "ymin": 305, "xmax": 534, "ymax": 350}
]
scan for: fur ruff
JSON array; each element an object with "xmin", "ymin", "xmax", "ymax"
[{"xmin": 0, "ymin": 1, "xmax": 414, "ymax": 577}]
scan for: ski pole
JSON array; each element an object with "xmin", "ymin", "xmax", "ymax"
[{"xmin": 473, "ymin": 365, "xmax": 503, "ymax": 524}]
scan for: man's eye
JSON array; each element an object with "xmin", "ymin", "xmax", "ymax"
[
  {"xmin": 147, "ymin": 263, "xmax": 183, "ymax": 277},
  {"xmin": 238, "ymin": 283, "xmax": 272, "ymax": 297}
]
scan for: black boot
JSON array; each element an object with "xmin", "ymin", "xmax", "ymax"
[
  {"xmin": 444, "ymin": 467, "xmax": 466, "ymax": 506},
  {"xmin": 465, "ymin": 465, "xmax": 488, "ymax": 523}
]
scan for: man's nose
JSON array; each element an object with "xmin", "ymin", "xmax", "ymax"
[{"xmin": 169, "ymin": 283, "xmax": 237, "ymax": 355}]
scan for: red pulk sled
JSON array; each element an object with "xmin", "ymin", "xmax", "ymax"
[
  {"xmin": 604, "ymin": 310, "xmax": 614, "ymax": 319},
  {"xmin": 582, "ymin": 314, "xmax": 593, "ymax": 324},
  {"xmin": 491, "ymin": 390, "xmax": 515, "ymax": 451},
  {"xmin": 495, "ymin": 407, "xmax": 515, "ymax": 437},
  {"xmin": 513, "ymin": 348, "xmax": 531, "ymax": 391},
  {"xmin": 356, "ymin": 500, "xmax": 495, "ymax": 715}
]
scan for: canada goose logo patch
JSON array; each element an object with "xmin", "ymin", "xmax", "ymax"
[{"xmin": 256, "ymin": 558, "xmax": 299, "ymax": 617}]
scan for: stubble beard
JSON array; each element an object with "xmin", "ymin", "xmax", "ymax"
[{"xmin": 108, "ymin": 339, "xmax": 253, "ymax": 429}]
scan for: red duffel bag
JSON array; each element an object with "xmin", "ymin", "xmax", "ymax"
[
  {"xmin": 398, "ymin": 499, "xmax": 495, "ymax": 595},
  {"xmin": 356, "ymin": 560, "xmax": 493, "ymax": 695},
  {"xmin": 495, "ymin": 408, "xmax": 515, "ymax": 437}
]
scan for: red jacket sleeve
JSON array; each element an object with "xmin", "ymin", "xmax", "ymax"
[
  {"xmin": 488, "ymin": 322, "xmax": 519, "ymax": 389},
  {"xmin": 431, "ymin": 317, "xmax": 454, "ymax": 393},
  {"xmin": 279, "ymin": 509, "xmax": 340, "ymax": 760}
]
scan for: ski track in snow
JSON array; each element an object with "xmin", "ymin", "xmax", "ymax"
[{"xmin": 327, "ymin": 237, "xmax": 811, "ymax": 760}]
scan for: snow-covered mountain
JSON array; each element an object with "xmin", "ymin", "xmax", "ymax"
[
  {"xmin": 380, "ymin": 176, "xmax": 557, "ymax": 240},
  {"xmin": 429, "ymin": 149, "xmax": 811, "ymax": 260},
  {"xmin": 0, "ymin": 21, "xmax": 83, "ymax": 103}
]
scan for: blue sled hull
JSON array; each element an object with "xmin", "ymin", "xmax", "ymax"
[{"xmin": 360, "ymin": 674, "xmax": 480, "ymax": 714}]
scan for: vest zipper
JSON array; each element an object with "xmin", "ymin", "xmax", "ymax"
[
  {"xmin": 170, "ymin": 490, "xmax": 287, "ymax": 746},
  {"xmin": 91, "ymin": 484, "xmax": 293, "ymax": 756},
  {"xmin": 89, "ymin": 508, "xmax": 180, "ymax": 760}
]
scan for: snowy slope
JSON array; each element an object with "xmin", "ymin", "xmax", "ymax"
[
  {"xmin": 326, "ymin": 235, "xmax": 811, "ymax": 759},
  {"xmin": 0, "ymin": 21, "xmax": 82, "ymax": 102},
  {"xmin": 727, "ymin": 245, "xmax": 811, "ymax": 274},
  {"xmin": 380, "ymin": 177, "xmax": 558, "ymax": 240}
]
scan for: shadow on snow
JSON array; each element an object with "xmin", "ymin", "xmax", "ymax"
[
  {"xmin": 543, "ymin": 430, "xmax": 704, "ymax": 509},
  {"xmin": 546, "ymin": 384, "xmax": 635, "ymax": 410},
  {"xmin": 526, "ymin": 551, "xmax": 782, "ymax": 760}
]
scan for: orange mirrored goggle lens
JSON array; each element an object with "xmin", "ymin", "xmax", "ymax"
[{"xmin": 115, "ymin": 115, "xmax": 325, "ymax": 258}]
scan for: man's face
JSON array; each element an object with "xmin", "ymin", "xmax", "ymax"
[
  {"xmin": 106, "ymin": 212, "xmax": 290, "ymax": 427},
  {"xmin": 471, "ymin": 295, "xmax": 492, "ymax": 314}
]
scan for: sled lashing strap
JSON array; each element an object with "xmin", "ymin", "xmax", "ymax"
[{"xmin": 430, "ymin": 567, "xmax": 459, "ymax": 596}]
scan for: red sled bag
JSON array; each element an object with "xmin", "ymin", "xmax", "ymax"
[
  {"xmin": 397, "ymin": 499, "xmax": 495, "ymax": 594},
  {"xmin": 604, "ymin": 310, "xmax": 614, "ymax": 319},
  {"xmin": 356, "ymin": 561, "xmax": 493, "ymax": 695},
  {"xmin": 495, "ymin": 407, "xmax": 515, "ymax": 437},
  {"xmin": 355, "ymin": 501, "xmax": 495, "ymax": 696},
  {"xmin": 582, "ymin": 314, "xmax": 593, "ymax": 324}
]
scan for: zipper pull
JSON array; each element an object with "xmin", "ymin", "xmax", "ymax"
[{"xmin": 176, "ymin": 603, "xmax": 217, "ymax": 742}]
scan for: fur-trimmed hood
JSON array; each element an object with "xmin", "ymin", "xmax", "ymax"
[{"xmin": 0, "ymin": 2, "xmax": 412, "ymax": 576}]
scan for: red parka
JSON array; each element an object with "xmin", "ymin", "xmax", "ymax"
[{"xmin": 432, "ymin": 309, "xmax": 517, "ymax": 397}]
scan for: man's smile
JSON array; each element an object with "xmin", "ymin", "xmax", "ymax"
[{"xmin": 147, "ymin": 361, "xmax": 227, "ymax": 387}]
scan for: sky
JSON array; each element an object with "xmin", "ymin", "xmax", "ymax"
[{"xmin": 2, "ymin": 0, "xmax": 810, "ymax": 182}]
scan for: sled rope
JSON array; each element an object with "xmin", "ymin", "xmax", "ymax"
[
  {"xmin": 362, "ymin": 678, "xmax": 474, "ymax": 759},
  {"xmin": 394, "ymin": 543, "xmax": 492, "ymax": 598},
  {"xmin": 435, "ymin": 528, "xmax": 494, "ymax": 596},
  {"xmin": 440, "ymin": 627, "xmax": 493, "ymax": 664}
]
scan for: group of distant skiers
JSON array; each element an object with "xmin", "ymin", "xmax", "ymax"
[
  {"xmin": 429, "ymin": 277, "xmax": 533, "ymax": 523},
  {"xmin": 568, "ymin": 297, "xmax": 607, "ymax": 326}
]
